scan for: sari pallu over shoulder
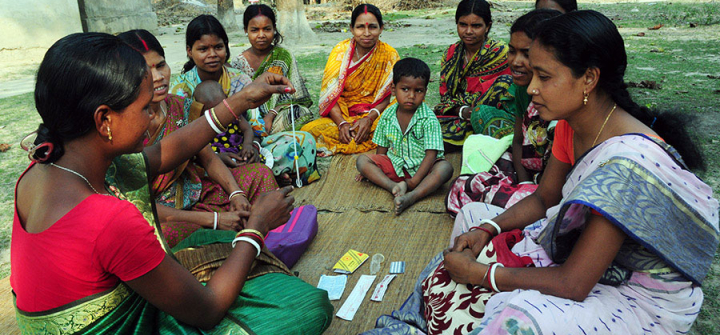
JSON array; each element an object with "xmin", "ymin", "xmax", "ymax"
[
  {"xmin": 536, "ymin": 134, "xmax": 719, "ymax": 285},
  {"xmin": 250, "ymin": 47, "xmax": 313, "ymax": 110},
  {"xmin": 231, "ymin": 47, "xmax": 316, "ymax": 134}
]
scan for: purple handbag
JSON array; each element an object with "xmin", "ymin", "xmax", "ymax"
[{"xmin": 264, "ymin": 205, "xmax": 318, "ymax": 268}]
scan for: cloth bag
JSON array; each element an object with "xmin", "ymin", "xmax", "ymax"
[{"xmin": 265, "ymin": 205, "xmax": 319, "ymax": 268}]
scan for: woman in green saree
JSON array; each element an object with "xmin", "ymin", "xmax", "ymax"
[
  {"xmin": 12, "ymin": 32, "xmax": 332, "ymax": 334},
  {"xmin": 230, "ymin": 4, "xmax": 315, "ymax": 135},
  {"xmin": 230, "ymin": 4, "xmax": 321, "ymax": 186}
]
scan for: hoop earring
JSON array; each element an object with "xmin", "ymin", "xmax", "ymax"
[{"xmin": 583, "ymin": 90, "xmax": 589, "ymax": 105}]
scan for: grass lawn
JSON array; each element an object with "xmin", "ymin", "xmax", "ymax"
[{"xmin": 0, "ymin": 0, "xmax": 718, "ymax": 333}]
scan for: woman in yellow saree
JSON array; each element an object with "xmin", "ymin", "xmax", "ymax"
[{"xmin": 301, "ymin": 4, "xmax": 399, "ymax": 155}]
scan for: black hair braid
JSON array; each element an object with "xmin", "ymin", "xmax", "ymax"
[{"xmin": 605, "ymin": 81, "xmax": 704, "ymax": 171}]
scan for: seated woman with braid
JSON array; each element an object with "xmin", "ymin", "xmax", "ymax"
[
  {"xmin": 365, "ymin": 11, "xmax": 717, "ymax": 335},
  {"xmin": 12, "ymin": 32, "xmax": 332, "ymax": 334},
  {"xmin": 118, "ymin": 30, "xmax": 277, "ymax": 247},
  {"xmin": 435, "ymin": 0, "xmax": 513, "ymax": 146},
  {"xmin": 301, "ymin": 4, "xmax": 399, "ymax": 155}
]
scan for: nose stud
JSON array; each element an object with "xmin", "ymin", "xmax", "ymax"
[{"xmin": 532, "ymin": 89, "xmax": 539, "ymax": 95}]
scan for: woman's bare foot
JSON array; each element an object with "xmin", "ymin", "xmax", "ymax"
[
  {"xmin": 355, "ymin": 174, "xmax": 367, "ymax": 182},
  {"xmin": 391, "ymin": 181, "xmax": 407, "ymax": 197},
  {"xmin": 394, "ymin": 192, "xmax": 417, "ymax": 215}
]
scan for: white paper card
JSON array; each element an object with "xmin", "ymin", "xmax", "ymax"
[
  {"xmin": 370, "ymin": 274, "xmax": 397, "ymax": 302},
  {"xmin": 336, "ymin": 275, "xmax": 376, "ymax": 321},
  {"xmin": 317, "ymin": 275, "xmax": 348, "ymax": 300}
]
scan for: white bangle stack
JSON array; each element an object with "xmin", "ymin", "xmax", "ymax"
[
  {"xmin": 228, "ymin": 190, "xmax": 245, "ymax": 200},
  {"xmin": 479, "ymin": 218, "xmax": 502, "ymax": 235},
  {"xmin": 205, "ymin": 110, "xmax": 223, "ymax": 134},
  {"xmin": 488, "ymin": 263, "xmax": 504, "ymax": 292},
  {"xmin": 232, "ymin": 236, "xmax": 262, "ymax": 257},
  {"xmin": 213, "ymin": 212, "xmax": 218, "ymax": 230}
]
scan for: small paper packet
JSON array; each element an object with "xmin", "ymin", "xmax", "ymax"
[
  {"xmin": 333, "ymin": 249, "xmax": 369, "ymax": 274},
  {"xmin": 389, "ymin": 261, "xmax": 406, "ymax": 274}
]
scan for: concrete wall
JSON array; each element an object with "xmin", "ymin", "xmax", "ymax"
[
  {"xmin": 78, "ymin": 0, "xmax": 159, "ymax": 34},
  {"xmin": 0, "ymin": 0, "xmax": 82, "ymax": 52}
]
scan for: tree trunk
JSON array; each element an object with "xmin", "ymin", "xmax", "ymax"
[
  {"xmin": 277, "ymin": 0, "xmax": 316, "ymax": 44},
  {"xmin": 218, "ymin": 0, "xmax": 240, "ymax": 32}
]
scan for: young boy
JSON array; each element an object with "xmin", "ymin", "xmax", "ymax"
[{"xmin": 356, "ymin": 58, "xmax": 454, "ymax": 215}]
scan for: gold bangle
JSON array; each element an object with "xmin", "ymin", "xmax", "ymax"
[
  {"xmin": 210, "ymin": 108, "xmax": 227, "ymax": 132},
  {"xmin": 237, "ymin": 228, "xmax": 265, "ymax": 241}
]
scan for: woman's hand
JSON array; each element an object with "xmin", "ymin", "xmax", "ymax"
[
  {"xmin": 452, "ymin": 229, "xmax": 493, "ymax": 257},
  {"xmin": 218, "ymin": 152, "xmax": 244, "ymax": 167},
  {"xmin": 216, "ymin": 211, "xmax": 249, "ymax": 231},
  {"xmin": 338, "ymin": 123, "xmax": 353, "ymax": 144},
  {"xmin": 245, "ymin": 186, "xmax": 294, "ymax": 234},
  {"xmin": 443, "ymin": 248, "xmax": 486, "ymax": 285},
  {"xmin": 351, "ymin": 117, "xmax": 373, "ymax": 144},
  {"xmin": 240, "ymin": 144, "xmax": 258, "ymax": 164},
  {"xmin": 229, "ymin": 193, "xmax": 251, "ymax": 213},
  {"xmin": 234, "ymin": 72, "xmax": 295, "ymax": 110},
  {"xmin": 263, "ymin": 113, "xmax": 275, "ymax": 135}
]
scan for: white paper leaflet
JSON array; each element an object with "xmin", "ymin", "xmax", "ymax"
[{"xmin": 335, "ymin": 275, "xmax": 376, "ymax": 321}]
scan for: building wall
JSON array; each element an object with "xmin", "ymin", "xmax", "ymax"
[
  {"xmin": 0, "ymin": 0, "xmax": 82, "ymax": 52},
  {"xmin": 78, "ymin": 0, "xmax": 158, "ymax": 34}
]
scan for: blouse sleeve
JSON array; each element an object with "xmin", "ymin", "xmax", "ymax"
[
  {"xmin": 551, "ymin": 120, "xmax": 574, "ymax": 165},
  {"xmin": 94, "ymin": 201, "xmax": 166, "ymax": 282}
]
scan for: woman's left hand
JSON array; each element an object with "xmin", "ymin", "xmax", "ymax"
[
  {"xmin": 230, "ymin": 193, "xmax": 251, "ymax": 213},
  {"xmin": 351, "ymin": 117, "xmax": 373, "ymax": 144},
  {"xmin": 443, "ymin": 248, "xmax": 484, "ymax": 285}
]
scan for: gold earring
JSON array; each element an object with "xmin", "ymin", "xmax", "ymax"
[
  {"xmin": 583, "ymin": 90, "xmax": 589, "ymax": 105},
  {"xmin": 107, "ymin": 126, "xmax": 112, "ymax": 141}
]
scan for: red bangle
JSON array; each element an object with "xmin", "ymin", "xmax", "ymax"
[
  {"xmin": 223, "ymin": 99, "xmax": 238, "ymax": 119},
  {"xmin": 236, "ymin": 232, "xmax": 264, "ymax": 247},
  {"xmin": 469, "ymin": 226, "xmax": 495, "ymax": 237}
]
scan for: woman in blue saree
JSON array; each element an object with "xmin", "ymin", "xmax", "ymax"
[{"xmin": 365, "ymin": 10, "xmax": 718, "ymax": 335}]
